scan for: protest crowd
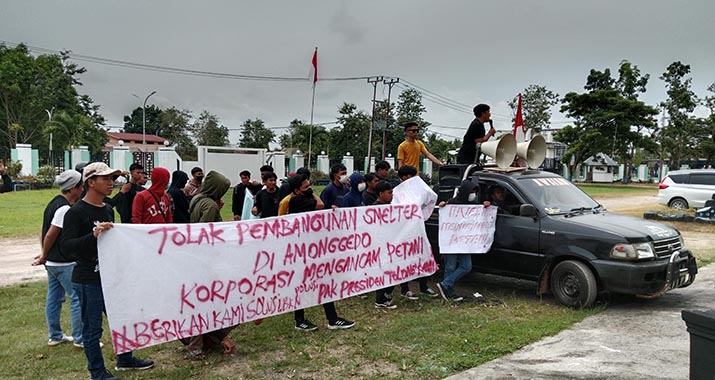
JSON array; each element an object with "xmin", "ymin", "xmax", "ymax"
[{"xmin": 28, "ymin": 117, "xmax": 497, "ymax": 380}]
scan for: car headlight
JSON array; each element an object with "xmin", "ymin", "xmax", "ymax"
[
  {"xmin": 610, "ymin": 242, "xmax": 655, "ymax": 260},
  {"xmin": 678, "ymin": 235, "xmax": 685, "ymax": 250}
]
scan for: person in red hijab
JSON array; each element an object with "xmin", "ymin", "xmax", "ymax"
[{"xmin": 132, "ymin": 167, "xmax": 173, "ymax": 224}]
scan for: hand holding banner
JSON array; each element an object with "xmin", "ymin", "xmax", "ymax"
[{"xmin": 98, "ymin": 204, "xmax": 435, "ymax": 354}]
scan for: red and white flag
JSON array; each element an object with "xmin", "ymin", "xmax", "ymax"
[
  {"xmin": 513, "ymin": 93, "xmax": 526, "ymax": 143},
  {"xmin": 309, "ymin": 47, "xmax": 318, "ymax": 87}
]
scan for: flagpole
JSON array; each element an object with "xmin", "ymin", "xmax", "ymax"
[
  {"xmin": 308, "ymin": 84, "xmax": 315, "ymax": 169},
  {"xmin": 307, "ymin": 47, "xmax": 317, "ymax": 170}
]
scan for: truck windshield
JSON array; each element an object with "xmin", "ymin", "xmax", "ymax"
[{"xmin": 519, "ymin": 177, "xmax": 599, "ymax": 214}]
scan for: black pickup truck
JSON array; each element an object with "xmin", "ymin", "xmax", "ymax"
[{"xmin": 425, "ymin": 165, "xmax": 698, "ymax": 308}]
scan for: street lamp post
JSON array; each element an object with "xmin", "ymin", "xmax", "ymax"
[
  {"xmin": 133, "ymin": 91, "xmax": 157, "ymax": 168},
  {"xmin": 45, "ymin": 108, "xmax": 54, "ymax": 169}
]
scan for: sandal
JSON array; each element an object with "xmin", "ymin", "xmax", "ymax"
[
  {"xmin": 186, "ymin": 349, "xmax": 205, "ymax": 360},
  {"xmin": 222, "ymin": 337, "xmax": 236, "ymax": 356}
]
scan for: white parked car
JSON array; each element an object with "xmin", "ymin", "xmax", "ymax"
[{"xmin": 658, "ymin": 169, "xmax": 715, "ymax": 209}]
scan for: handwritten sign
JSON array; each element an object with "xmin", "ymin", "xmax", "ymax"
[
  {"xmin": 438, "ymin": 205, "xmax": 497, "ymax": 254},
  {"xmin": 97, "ymin": 204, "xmax": 435, "ymax": 354}
]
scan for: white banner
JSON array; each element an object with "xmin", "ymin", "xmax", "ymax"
[
  {"xmin": 438, "ymin": 205, "xmax": 497, "ymax": 254},
  {"xmin": 241, "ymin": 187, "xmax": 258, "ymax": 220},
  {"xmin": 392, "ymin": 176, "xmax": 438, "ymax": 220},
  {"xmin": 98, "ymin": 204, "xmax": 435, "ymax": 354}
]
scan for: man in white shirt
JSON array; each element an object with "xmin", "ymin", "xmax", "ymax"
[{"xmin": 32, "ymin": 170, "xmax": 85, "ymax": 347}]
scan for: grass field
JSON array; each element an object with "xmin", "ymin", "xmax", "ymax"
[
  {"xmin": 0, "ymin": 278, "xmax": 598, "ymax": 380},
  {"xmin": 0, "ymin": 183, "xmax": 658, "ymax": 239},
  {"xmin": 575, "ymin": 183, "xmax": 658, "ymax": 197},
  {"xmin": 0, "ymin": 181, "xmax": 710, "ymax": 379},
  {"xmin": 0, "ymin": 187, "xmax": 257, "ymax": 239}
]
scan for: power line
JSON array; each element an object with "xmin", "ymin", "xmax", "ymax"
[
  {"xmin": 4, "ymin": 40, "xmax": 521, "ymax": 127},
  {"xmin": 1, "ymin": 40, "xmax": 371, "ymax": 83},
  {"xmin": 401, "ymin": 79, "xmax": 474, "ymax": 109},
  {"xmin": 396, "ymin": 81, "xmax": 513, "ymax": 121}
]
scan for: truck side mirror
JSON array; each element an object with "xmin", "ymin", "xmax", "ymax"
[{"xmin": 519, "ymin": 204, "xmax": 537, "ymax": 218}]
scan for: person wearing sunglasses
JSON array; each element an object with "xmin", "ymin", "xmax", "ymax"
[{"xmin": 397, "ymin": 121, "xmax": 443, "ymax": 174}]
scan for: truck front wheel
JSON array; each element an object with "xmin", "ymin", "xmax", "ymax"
[{"xmin": 551, "ymin": 260, "xmax": 597, "ymax": 308}]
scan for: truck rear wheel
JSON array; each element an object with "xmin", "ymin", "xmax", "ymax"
[{"xmin": 551, "ymin": 260, "xmax": 597, "ymax": 308}]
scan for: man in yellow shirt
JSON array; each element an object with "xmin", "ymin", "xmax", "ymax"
[{"xmin": 397, "ymin": 121, "xmax": 443, "ymax": 174}]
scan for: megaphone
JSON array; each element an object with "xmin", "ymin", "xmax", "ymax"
[
  {"xmin": 481, "ymin": 134, "xmax": 516, "ymax": 168},
  {"xmin": 515, "ymin": 135, "xmax": 546, "ymax": 168}
]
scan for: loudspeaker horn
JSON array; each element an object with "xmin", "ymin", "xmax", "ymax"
[
  {"xmin": 481, "ymin": 134, "xmax": 516, "ymax": 168},
  {"xmin": 515, "ymin": 134, "xmax": 546, "ymax": 168}
]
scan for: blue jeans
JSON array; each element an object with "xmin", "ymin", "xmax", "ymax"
[
  {"xmin": 441, "ymin": 254, "xmax": 472, "ymax": 294},
  {"xmin": 73, "ymin": 282, "xmax": 133, "ymax": 378},
  {"xmin": 46, "ymin": 264, "xmax": 82, "ymax": 343}
]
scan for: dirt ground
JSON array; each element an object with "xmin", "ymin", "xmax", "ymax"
[{"xmin": 1, "ymin": 194, "xmax": 712, "ymax": 287}]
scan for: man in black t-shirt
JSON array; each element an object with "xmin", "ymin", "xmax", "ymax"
[
  {"xmin": 62, "ymin": 162, "xmax": 154, "ymax": 380},
  {"xmin": 457, "ymin": 104, "xmax": 496, "ymax": 164},
  {"xmin": 114, "ymin": 163, "xmax": 146, "ymax": 223},
  {"xmin": 362, "ymin": 173, "xmax": 380, "ymax": 206},
  {"xmin": 252, "ymin": 172, "xmax": 279, "ymax": 218},
  {"xmin": 232, "ymin": 170, "xmax": 263, "ymax": 220},
  {"xmin": 287, "ymin": 175, "xmax": 356, "ymax": 331}
]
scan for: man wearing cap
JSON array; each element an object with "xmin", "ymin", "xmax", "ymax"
[
  {"xmin": 113, "ymin": 163, "xmax": 146, "ymax": 224},
  {"xmin": 397, "ymin": 121, "xmax": 443, "ymax": 174},
  {"xmin": 32, "ymin": 170, "xmax": 85, "ymax": 348},
  {"xmin": 183, "ymin": 167, "xmax": 204, "ymax": 199},
  {"xmin": 62, "ymin": 162, "xmax": 154, "ymax": 380}
]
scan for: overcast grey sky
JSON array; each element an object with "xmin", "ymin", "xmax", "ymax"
[{"xmin": 2, "ymin": 0, "xmax": 714, "ymax": 145}]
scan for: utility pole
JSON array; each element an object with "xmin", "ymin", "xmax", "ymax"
[
  {"xmin": 366, "ymin": 76, "xmax": 383, "ymax": 172},
  {"xmin": 382, "ymin": 77, "xmax": 399, "ymax": 160}
]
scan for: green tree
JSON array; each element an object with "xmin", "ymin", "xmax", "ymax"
[
  {"xmin": 239, "ymin": 118, "xmax": 275, "ymax": 149},
  {"xmin": 698, "ymin": 83, "xmax": 715, "ymax": 167},
  {"xmin": 159, "ymin": 107, "xmax": 195, "ymax": 160},
  {"xmin": 557, "ymin": 63, "xmax": 658, "ymax": 181},
  {"xmin": 332, "ymin": 103, "xmax": 372, "ymax": 169},
  {"xmin": 122, "ymin": 105, "xmax": 163, "ymax": 135},
  {"xmin": 0, "ymin": 44, "xmax": 90, "ymax": 158},
  {"xmin": 45, "ymin": 111, "xmax": 107, "ymax": 156},
  {"xmin": 508, "ymin": 85, "xmax": 560, "ymax": 133},
  {"xmin": 192, "ymin": 110, "xmax": 229, "ymax": 147},
  {"xmin": 278, "ymin": 119, "xmax": 329, "ymax": 164},
  {"xmin": 426, "ymin": 133, "xmax": 459, "ymax": 165},
  {"xmin": 392, "ymin": 88, "xmax": 431, "ymax": 159},
  {"xmin": 395, "ymin": 88, "xmax": 430, "ymax": 136},
  {"xmin": 617, "ymin": 60, "xmax": 649, "ymax": 100},
  {"xmin": 659, "ymin": 61, "xmax": 701, "ymax": 169}
]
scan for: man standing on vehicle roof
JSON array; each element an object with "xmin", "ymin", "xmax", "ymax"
[{"xmin": 457, "ymin": 104, "xmax": 496, "ymax": 164}]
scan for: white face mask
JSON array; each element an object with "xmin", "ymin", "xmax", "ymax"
[
  {"xmin": 339, "ymin": 174, "xmax": 348, "ymax": 184},
  {"xmin": 357, "ymin": 183, "xmax": 367, "ymax": 192},
  {"xmin": 468, "ymin": 193, "xmax": 477, "ymax": 202}
]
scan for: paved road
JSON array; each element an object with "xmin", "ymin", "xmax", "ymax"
[{"xmin": 445, "ymin": 264, "xmax": 715, "ymax": 380}]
